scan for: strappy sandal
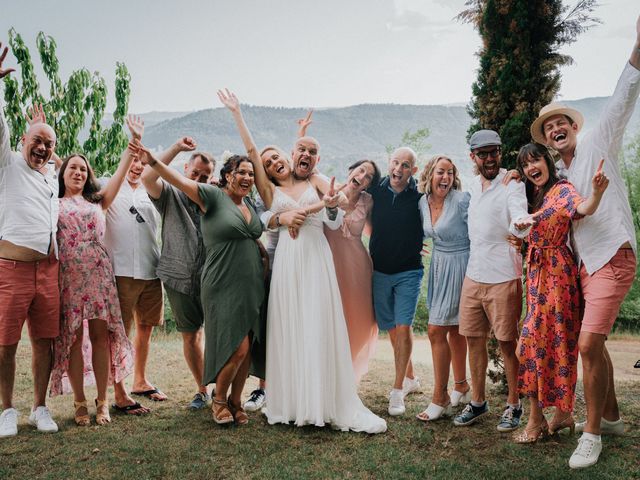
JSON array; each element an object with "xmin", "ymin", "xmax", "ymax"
[
  {"xmin": 514, "ymin": 419, "xmax": 549, "ymax": 444},
  {"xmin": 228, "ymin": 403, "xmax": 249, "ymax": 426},
  {"xmin": 95, "ymin": 399, "xmax": 111, "ymax": 426},
  {"xmin": 416, "ymin": 402, "xmax": 453, "ymax": 422},
  {"xmin": 549, "ymin": 414, "xmax": 575, "ymax": 435},
  {"xmin": 211, "ymin": 398, "xmax": 234, "ymax": 425},
  {"xmin": 74, "ymin": 400, "xmax": 90, "ymax": 426}
]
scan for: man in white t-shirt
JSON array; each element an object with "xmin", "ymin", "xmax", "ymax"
[
  {"xmin": 0, "ymin": 45, "xmax": 59, "ymax": 437},
  {"xmin": 529, "ymin": 16, "xmax": 640, "ymax": 469}
]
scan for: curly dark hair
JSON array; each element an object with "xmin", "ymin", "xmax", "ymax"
[
  {"xmin": 58, "ymin": 153, "xmax": 103, "ymax": 203},
  {"xmin": 516, "ymin": 143, "xmax": 559, "ymax": 212},
  {"xmin": 348, "ymin": 159, "xmax": 381, "ymax": 193},
  {"xmin": 218, "ymin": 155, "xmax": 253, "ymax": 189}
]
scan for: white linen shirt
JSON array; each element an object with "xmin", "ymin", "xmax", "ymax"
[
  {"xmin": 0, "ymin": 92, "xmax": 58, "ymax": 256},
  {"xmin": 557, "ymin": 62, "xmax": 640, "ymax": 275},
  {"xmin": 466, "ymin": 169, "xmax": 529, "ymax": 284},
  {"xmin": 103, "ymin": 180, "xmax": 160, "ymax": 279}
]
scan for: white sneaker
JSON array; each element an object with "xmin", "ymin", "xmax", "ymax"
[
  {"xmin": 402, "ymin": 377, "xmax": 421, "ymax": 398},
  {"xmin": 28, "ymin": 406, "xmax": 58, "ymax": 433},
  {"xmin": 0, "ymin": 408, "xmax": 19, "ymax": 438},
  {"xmin": 388, "ymin": 389, "xmax": 405, "ymax": 416},
  {"xmin": 243, "ymin": 389, "xmax": 266, "ymax": 412},
  {"xmin": 569, "ymin": 435, "xmax": 602, "ymax": 469},
  {"xmin": 575, "ymin": 417, "xmax": 625, "ymax": 436}
]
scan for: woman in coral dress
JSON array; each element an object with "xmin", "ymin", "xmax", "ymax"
[
  {"xmin": 324, "ymin": 160, "xmax": 381, "ymax": 382},
  {"xmin": 513, "ymin": 143, "xmax": 609, "ymax": 443},
  {"xmin": 50, "ymin": 136, "xmax": 139, "ymax": 426}
]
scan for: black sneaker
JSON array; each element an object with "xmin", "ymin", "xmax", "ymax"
[
  {"xmin": 497, "ymin": 405, "xmax": 523, "ymax": 432},
  {"xmin": 453, "ymin": 402, "xmax": 489, "ymax": 426},
  {"xmin": 243, "ymin": 389, "xmax": 266, "ymax": 412}
]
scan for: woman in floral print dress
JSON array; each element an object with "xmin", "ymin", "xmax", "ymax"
[
  {"xmin": 513, "ymin": 143, "xmax": 609, "ymax": 443},
  {"xmin": 50, "ymin": 133, "xmax": 140, "ymax": 426}
]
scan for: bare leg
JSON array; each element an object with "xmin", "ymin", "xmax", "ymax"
[
  {"xmin": 602, "ymin": 346, "xmax": 620, "ymax": 421},
  {"xmin": 427, "ymin": 325, "xmax": 451, "ymax": 405},
  {"xmin": 467, "ymin": 336, "xmax": 488, "ymax": 403},
  {"xmin": 182, "ymin": 330, "xmax": 206, "ymax": 393},
  {"xmin": 0, "ymin": 343, "xmax": 18, "ymax": 409},
  {"xmin": 448, "ymin": 326, "xmax": 469, "ymax": 394},
  {"xmin": 389, "ymin": 325, "xmax": 413, "ymax": 389},
  {"xmin": 498, "ymin": 339, "xmax": 519, "ymax": 405},
  {"xmin": 388, "ymin": 327, "xmax": 415, "ymax": 383},
  {"xmin": 132, "ymin": 324, "xmax": 156, "ymax": 392},
  {"xmin": 526, "ymin": 397, "xmax": 544, "ymax": 428},
  {"xmin": 31, "ymin": 337, "xmax": 53, "ymax": 408},
  {"xmin": 229, "ymin": 345, "xmax": 252, "ymax": 408},
  {"xmin": 67, "ymin": 324, "xmax": 87, "ymax": 404},
  {"xmin": 579, "ymin": 331, "xmax": 608, "ymax": 435},
  {"xmin": 88, "ymin": 320, "xmax": 110, "ymax": 402},
  {"xmin": 214, "ymin": 336, "xmax": 251, "ymax": 403}
]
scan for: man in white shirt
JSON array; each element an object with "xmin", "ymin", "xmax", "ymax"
[
  {"xmin": 0, "ymin": 45, "xmax": 59, "ymax": 437},
  {"xmin": 453, "ymin": 130, "xmax": 529, "ymax": 433},
  {"xmin": 104, "ymin": 122, "xmax": 164, "ymax": 414},
  {"xmin": 529, "ymin": 16, "xmax": 640, "ymax": 470}
]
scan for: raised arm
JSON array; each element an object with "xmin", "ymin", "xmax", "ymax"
[
  {"xmin": 98, "ymin": 144, "xmax": 136, "ymax": 211},
  {"xmin": 0, "ymin": 42, "xmax": 16, "ymax": 167},
  {"xmin": 130, "ymin": 142, "xmax": 205, "ymax": 212},
  {"xmin": 630, "ymin": 16, "xmax": 640, "ymax": 70},
  {"xmin": 297, "ymin": 109, "xmax": 313, "ymax": 138},
  {"xmin": 217, "ymin": 89, "xmax": 274, "ymax": 208},
  {"xmin": 142, "ymin": 136, "xmax": 196, "ymax": 199},
  {"xmin": 576, "ymin": 159, "xmax": 609, "ymax": 216}
]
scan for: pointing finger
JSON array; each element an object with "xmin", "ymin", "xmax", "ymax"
[{"xmin": 596, "ymin": 158, "xmax": 604, "ymax": 174}]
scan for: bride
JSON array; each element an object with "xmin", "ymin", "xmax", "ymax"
[{"xmin": 218, "ymin": 89, "xmax": 386, "ymax": 434}]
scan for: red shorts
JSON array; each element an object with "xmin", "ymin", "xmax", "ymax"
[
  {"xmin": 580, "ymin": 248, "xmax": 636, "ymax": 336},
  {"xmin": 0, "ymin": 256, "xmax": 60, "ymax": 345}
]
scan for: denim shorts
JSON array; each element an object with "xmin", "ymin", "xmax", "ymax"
[{"xmin": 372, "ymin": 269, "xmax": 424, "ymax": 331}]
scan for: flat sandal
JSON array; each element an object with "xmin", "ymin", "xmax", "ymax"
[{"xmin": 212, "ymin": 398, "xmax": 234, "ymax": 425}]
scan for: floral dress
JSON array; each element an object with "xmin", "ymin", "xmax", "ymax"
[
  {"xmin": 516, "ymin": 180, "xmax": 583, "ymax": 412},
  {"xmin": 50, "ymin": 196, "xmax": 134, "ymax": 396}
]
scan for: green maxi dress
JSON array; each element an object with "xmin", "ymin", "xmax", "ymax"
[{"xmin": 198, "ymin": 185, "xmax": 265, "ymax": 385}]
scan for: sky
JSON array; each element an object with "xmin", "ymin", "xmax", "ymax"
[{"xmin": 1, "ymin": 0, "xmax": 638, "ymax": 113}]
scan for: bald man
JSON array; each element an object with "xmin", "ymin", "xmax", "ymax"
[{"xmin": 0, "ymin": 43, "xmax": 60, "ymax": 437}]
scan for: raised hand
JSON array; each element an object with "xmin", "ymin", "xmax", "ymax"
[
  {"xmin": 126, "ymin": 115, "xmax": 145, "ymax": 141},
  {"xmin": 591, "ymin": 159, "xmax": 609, "ymax": 195},
  {"xmin": 0, "ymin": 42, "xmax": 15, "ymax": 79},
  {"xmin": 323, "ymin": 177, "xmax": 347, "ymax": 208},
  {"xmin": 297, "ymin": 109, "xmax": 313, "ymax": 137},
  {"xmin": 176, "ymin": 136, "xmax": 197, "ymax": 152},
  {"xmin": 25, "ymin": 103, "xmax": 46, "ymax": 126},
  {"xmin": 128, "ymin": 141, "xmax": 157, "ymax": 166},
  {"xmin": 217, "ymin": 88, "xmax": 240, "ymax": 113}
]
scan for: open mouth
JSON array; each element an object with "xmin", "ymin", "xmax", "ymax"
[
  {"xmin": 351, "ymin": 178, "xmax": 361, "ymax": 187},
  {"xmin": 553, "ymin": 133, "xmax": 567, "ymax": 142},
  {"xmin": 31, "ymin": 151, "xmax": 46, "ymax": 162},
  {"xmin": 484, "ymin": 161, "xmax": 497, "ymax": 170},
  {"xmin": 276, "ymin": 164, "xmax": 286, "ymax": 174},
  {"xmin": 297, "ymin": 160, "xmax": 310, "ymax": 172},
  {"xmin": 529, "ymin": 170, "xmax": 542, "ymax": 181},
  {"xmin": 437, "ymin": 182, "xmax": 449, "ymax": 191},
  {"xmin": 391, "ymin": 173, "xmax": 403, "ymax": 181}
]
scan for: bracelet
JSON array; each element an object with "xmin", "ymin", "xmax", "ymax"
[{"xmin": 275, "ymin": 213, "xmax": 281, "ymax": 227}]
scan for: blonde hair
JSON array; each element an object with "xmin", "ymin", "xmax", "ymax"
[{"xmin": 418, "ymin": 155, "xmax": 462, "ymax": 194}]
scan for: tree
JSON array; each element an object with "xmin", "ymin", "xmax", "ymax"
[
  {"xmin": 2, "ymin": 29, "xmax": 130, "ymax": 175},
  {"xmin": 459, "ymin": 0, "xmax": 600, "ymax": 169},
  {"xmin": 385, "ymin": 127, "xmax": 431, "ymax": 166}
]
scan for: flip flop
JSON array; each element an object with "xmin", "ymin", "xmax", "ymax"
[
  {"xmin": 131, "ymin": 388, "xmax": 168, "ymax": 401},
  {"xmin": 111, "ymin": 402, "xmax": 150, "ymax": 416}
]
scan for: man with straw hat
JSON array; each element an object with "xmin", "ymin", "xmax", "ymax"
[{"xmin": 530, "ymin": 15, "xmax": 640, "ymax": 470}]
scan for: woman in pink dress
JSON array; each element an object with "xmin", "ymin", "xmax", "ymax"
[
  {"xmin": 50, "ymin": 137, "xmax": 138, "ymax": 426},
  {"xmin": 324, "ymin": 160, "xmax": 381, "ymax": 381}
]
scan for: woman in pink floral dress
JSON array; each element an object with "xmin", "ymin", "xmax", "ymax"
[
  {"xmin": 324, "ymin": 160, "xmax": 381, "ymax": 381},
  {"xmin": 50, "ymin": 139, "xmax": 138, "ymax": 426}
]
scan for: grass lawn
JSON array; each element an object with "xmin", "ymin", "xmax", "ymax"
[{"xmin": 1, "ymin": 333, "xmax": 638, "ymax": 480}]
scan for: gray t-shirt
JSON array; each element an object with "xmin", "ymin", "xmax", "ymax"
[{"xmin": 150, "ymin": 181, "xmax": 205, "ymax": 297}]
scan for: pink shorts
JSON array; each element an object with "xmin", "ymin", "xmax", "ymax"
[
  {"xmin": 580, "ymin": 248, "xmax": 636, "ymax": 336},
  {"xmin": 0, "ymin": 256, "xmax": 60, "ymax": 345}
]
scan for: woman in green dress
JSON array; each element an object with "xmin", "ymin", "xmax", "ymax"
[{"xmin": 131, "ymin": 144, "xmax": 264, "ymax": 426}]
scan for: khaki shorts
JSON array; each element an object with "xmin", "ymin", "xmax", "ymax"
[
  {"xmin": 115, "ymin": 276, "xmax": 164, "ymax": 333},
  {"xmin": 459, "ymin": 277, "xmax": 522, "ymax": 341},
  {"xmin": 580, "ymin": 248, "xmax": 636, "ymax": 336}
]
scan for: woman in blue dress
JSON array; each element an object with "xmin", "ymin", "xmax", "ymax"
[{"xmin": 416, "ymin": 155, "xmax": 471, "ymax": 421}]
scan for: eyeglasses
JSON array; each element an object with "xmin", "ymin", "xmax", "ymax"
[
  {"xmin": 474, "ymin": 148, "xmax": 501, "ymax": 160},
  {"xmin": 129, "ymin": 206, "xmax": 145, "ymax": 223}
]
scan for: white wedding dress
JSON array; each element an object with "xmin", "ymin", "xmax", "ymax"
[{"xmin": 265, "ymin": 184, "xmax": 387, "ymax": 434}]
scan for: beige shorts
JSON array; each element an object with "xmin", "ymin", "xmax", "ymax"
[
  {"xmin": 115, "ymin": 276, "xmax": 164, "ymax": 333},
  {"xmin": 459, "ymin": 277, "xmax": 522, "ymax": 341}
]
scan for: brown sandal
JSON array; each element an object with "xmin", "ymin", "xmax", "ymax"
[
  {"xmin": 212, "ymin": 399, "xmax": 234, "ymax": 425},
  {"xmin": 74, "ymin": 400, "xmax": 90, "ymax": 426},
  {"xmin": 228, "ymin": 403, "xmax": 249, "ymax": 425},
  {"xmin": 95, "ymin": 399, "xmax": 111, "ymax": 426}
]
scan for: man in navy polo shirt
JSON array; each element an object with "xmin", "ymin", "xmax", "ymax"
[{"xmin": 369, "ymin": 147, "xmax": 424, "ymax": 416}]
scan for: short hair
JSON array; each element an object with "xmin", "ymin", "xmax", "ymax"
[
  {"xmin": 348, "ymin": 159, "xmax": 381, "ymax": 193},
  {"xmin": 390, "ymin": 147, "xmax": 417, "ymax": 166},
  {"xmin": 218, "ymin": 155, "xmax": 253, "ymax": 189},
  {"xmin": 295, "ymin": 136, "xmax": 320, "ymax": 151},
  {"xmin": 189, "ymin": 151, "xmax": 216, "ymax": 170},
  {"xmin": 418, "ymin": 155, "xmax": 461, "ymax": 195},
  {"xmin": 58, "ymin": 153, "xmax": 103, "ymax": 203}
]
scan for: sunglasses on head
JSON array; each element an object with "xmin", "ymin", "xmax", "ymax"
[{"xmin": 129, "ymin": 206, "xmax": 145, "ymax": 223}]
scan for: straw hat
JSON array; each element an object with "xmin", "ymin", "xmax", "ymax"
[{"xmin": 530, "ymin": 102, "xmax": 584, "ymax": 145}]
